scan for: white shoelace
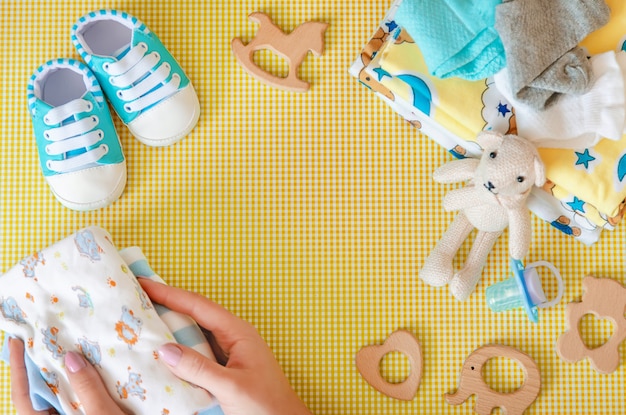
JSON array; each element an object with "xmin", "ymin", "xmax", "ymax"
[
  {"xmin": 103, "ymin": 42, "xmax": 181, "ymax": 113},
  {"xmin": 43, "ymin": 99, "xmax": 108, "ymax": 173}
]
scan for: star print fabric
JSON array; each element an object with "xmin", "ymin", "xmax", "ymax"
[
  {"xmin": 539, "ymin": 138, "xmax": 626, "ymax": 220},
  {"xmin": 0, "ymin": 226, "xmax": 221, "ymax": 415}
]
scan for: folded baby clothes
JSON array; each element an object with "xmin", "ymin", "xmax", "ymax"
[
  {"xmin": 348, "ymin": 0, "xmax": 608, "ymax": 244},
  {"xmin": 538, "ymin": 135, "xmax": 626, "ymax": 220},
  {"xmin": 0, "ymin": 226, "xmax": 222, "ymax": 415},
  {"xmin": 580, "ymin": 0, "xmax": 626, "ymax": 55},
  {"xmin": 372, "ymin": 29, "xmax": 494, "ymax": 144},
  {"xmin": 395, "ymin": 0, "xmax": 505, "ymax": 81},
  {"xmin": 494, "ymin": 51, "xmax": 626, "ymax": 149},
  {"xmin": 495, "ymin": 0, "xmax": 611, "ymax": 110}
]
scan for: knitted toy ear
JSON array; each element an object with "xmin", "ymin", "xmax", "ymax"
[
  {"xmin": 533, "ymin": 155, "xmax": 546, "ymax": 187},
  {"xmin": 476, "ymin": 130, "xmax": 504, "ymax": 150}
]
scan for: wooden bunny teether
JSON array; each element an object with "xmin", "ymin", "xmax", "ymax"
[
  {"xmin": 556, "ymin": 275, "xmax": 626, "ymax": 374},
  {"xmin": 355, "ymin": 330, "xmax": 423, "ymax": 401},
  {"xmin": 446, "ymin": 344, "xmax": 541, "ymax": 415}
]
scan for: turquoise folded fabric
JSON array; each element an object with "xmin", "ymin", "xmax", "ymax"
[{"xmin": 395, "ymin": 0, "xmax": 504, "ymax": 80}]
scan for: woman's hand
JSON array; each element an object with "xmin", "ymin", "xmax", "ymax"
[
  {"xmin": 9, "ymin": 338, "xmax": 126, "ymax": 415},
  {"xmin": 9, "ymin": 280, "xmax": 312, "ymax": 415},
  {"xmin": 9, "ymin": 338, "xmax": 51, "ymax": 415},
  {"xmin": 140, "ymin": 279, "xmax": 313, "ymax": 415}
]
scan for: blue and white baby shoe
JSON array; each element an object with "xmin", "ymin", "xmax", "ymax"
[
  {"xmin": 27, "ymin": 59, "xmax": 126, "ymax": 211},
  {"xmin": 71, "ymin": 10, "xmax": 200, "ymax": 147}
]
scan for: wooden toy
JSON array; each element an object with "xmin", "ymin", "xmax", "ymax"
[
  {"xmin": 556, "ymin": 275, "xmax": 626, "ymax": 374},
  {"xmin": 231, "ymin": 12, "xmax": 328, "ymax": 92},
  {"xmin": 355, "ymin": 330, "xmax": 423, "ymax": 401},
  {"xmin": 445, "ymin": 344, "xmax": 541, "ymax": 415}
]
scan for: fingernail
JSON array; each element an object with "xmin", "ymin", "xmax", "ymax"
[
  {"xmin": 65, "ymin": 351, "xmax": 87, "ymax": 373},
  {"xmin": 158, "ymin": 343, "xmax": 182, "ymax": 367}
]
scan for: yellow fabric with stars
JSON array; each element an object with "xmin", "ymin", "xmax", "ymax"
[
  {"xmin": 1, "ymin": 1, "xmax": 625, "ymax": 414},
  {"xmin": 363, "ymin": 0, "xmax": 626, "ymax": 229}
]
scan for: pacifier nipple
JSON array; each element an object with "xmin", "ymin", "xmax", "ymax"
[{"xmin": 485, "ymin": 259, "xmax": 564, "ymax": 323}]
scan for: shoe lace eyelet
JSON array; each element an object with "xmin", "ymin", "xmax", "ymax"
[
  {"xmin": 117, "ymin": 90, "xmax": 124, "ymax": 99},
  {"xmin": 103, "ymin": 62, "xmax": 110, "ymax": 72},
  {"xmin": 43, "ymin": 131, "xmax": 51, "ymax": 140},
  {"xmin": 44, "ymin": 145, "xmax": 51, "ymax": 155},
  {"xmin": 85, "ymin": 101, "xmax": 93, "ymax": 111},
  {"xmin": 46, "ymin": 160, "xmax": 53, "ymax": 169},
  {"xmin": 91, "ymin": 115, "xmax": 99, "ymax": 124},
  {"xmin": 43, "ymin": 116, "xmax": 51, "ymax": 124},
  {"xmin": 109, "ymin": 76, "xmax": 117, "ymax": 86},
  {"xmin": 152, "ymin": 51, "xmax": 160, "ymax": 61},
  {"xmin": 139, "ymin": 42, "xmax": 148, "ymax": 51},
  {"xmin": 124, "ymin": 105, "xmax": 132, "ymax": 113},
  {"xmin": 101, "ymin": 144, "xmax": 109, "ymax": 154}
]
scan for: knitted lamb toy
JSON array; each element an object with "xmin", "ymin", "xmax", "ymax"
[{"xmin": 420, "ymin": 131, "xmax": 546, "ymax": 301}]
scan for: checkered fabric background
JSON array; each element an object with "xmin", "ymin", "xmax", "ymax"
[{"xmin": 1, "ymin": 1, "xmax": 625, "ymax": 414}]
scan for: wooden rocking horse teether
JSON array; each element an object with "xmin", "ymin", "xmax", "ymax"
[
  {"xmin": 355, "ymin": 330, "xmax": 423, "ymax": 401},
  {"xmin": 445, "ymin": 344, "xmax": 541, "ymax": 415},
  {"xmin": 556, "ymin": 275, "xmax": 626, "ymax": 374},
  {"xmin": 231, "ymin": 12, "xmax": 328, "ymax": 92}
]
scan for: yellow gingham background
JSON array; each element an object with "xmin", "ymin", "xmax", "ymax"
[{"xmin": 1, "ymin": 1, "xmax": 625, "ymax": 413}]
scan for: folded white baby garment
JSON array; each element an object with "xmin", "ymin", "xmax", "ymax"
[
  {"xmin": 494, "ymin": 51, "xmax": 626, "ymax": 149},
  {"xmin": 0, "ymin": 226, "xmax": 222, "ymax": 415}
]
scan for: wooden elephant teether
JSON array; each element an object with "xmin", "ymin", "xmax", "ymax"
[
  {"xmin": 446, "ymin": 344, "xmax": 541, "ymax": 415},
  {"xmin": 355, "ymin": 330, "xmax": 423, "ymax": 401},
  {"xmin": 231, "ymin": 12, "xmax": 328, "ymax": 92},
  {"xmin": 556, "ymin": 275, "xmax": 626, "ymax": 374}
]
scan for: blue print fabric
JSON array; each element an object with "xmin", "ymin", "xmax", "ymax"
[{"xmin": 0, "ymin": 226, "xmax": 222, "ymax": 415}]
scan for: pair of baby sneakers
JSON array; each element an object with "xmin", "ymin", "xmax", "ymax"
[{"xmin": 27, "ymin": 10, "xmax": 200, "ymax": 211}]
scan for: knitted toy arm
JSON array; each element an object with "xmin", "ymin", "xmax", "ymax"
[
  {"xmin": 442, "ymin": 185, "xmax": 486, "ymax": 212},
  {"xmin": 433, "ymin": 158, "xmax": 480, "ymax": 183},
  {"xmin": 507, "ymin": 206, "xmax": 531, "ymax": 260}
]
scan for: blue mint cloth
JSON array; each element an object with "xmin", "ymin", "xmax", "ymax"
[
  {"xmin": 2, "ymin": 336, "xmax": 63, "ymax": 413},
  {"xmin": 395, "ymin": 0, "xmax": 505, "ymax": 80}
]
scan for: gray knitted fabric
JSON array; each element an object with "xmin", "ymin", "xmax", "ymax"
[{"xmin": 495, "ymin": 0, "xmax": 610, "ymax": 110}]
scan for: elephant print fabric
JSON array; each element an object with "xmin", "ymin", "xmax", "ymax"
[
  {"xmin": 115, "ymin": 306, "xmax": 143, "ymax": 349},
  {"xmin": 0, "ymin": 226, "xmax": 220, "ymax": 415}
]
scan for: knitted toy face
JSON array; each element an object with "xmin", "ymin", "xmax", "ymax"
[{"xmin": 475, "ymin": 131, "xmax": 546, "ymax": 200}]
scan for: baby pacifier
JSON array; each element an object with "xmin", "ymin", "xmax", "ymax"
[{"xmin": 485, "ymin": 258, "xmax": 564, "ymax": 323}]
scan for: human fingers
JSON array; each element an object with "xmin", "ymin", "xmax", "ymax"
[
  {"xmin": 159, "ymin": 342, "xmax": 313, "ymax": 415},
  {"xmin": 157, "ymin": 343, "xmax": 234, "ymax": 398},
  {"xmin": 8, "ymin": 338, "xmax": 50, "ymax": 415},
  {"xmin": 139, "ymin": 279, "xmax": 256, "ymax": 349},
  {"xmin": 64, "ymin": 352, "xmax": 126, "ymax": 415}
]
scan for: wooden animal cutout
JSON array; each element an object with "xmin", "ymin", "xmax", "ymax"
[
  {"xmin": 355, "ymin": 330, "xmax": 422, "ymax": 401},
  {"xmin": 446, "ymin": 344, "xmax": 541, "ymax": 415},
  {"xmin": 557, "ymin": 275, "xmax": 626, "ymax": 374},
  {"xmin": 231, "ymin": 12, "xmax": 328, "ymax": 92}
]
